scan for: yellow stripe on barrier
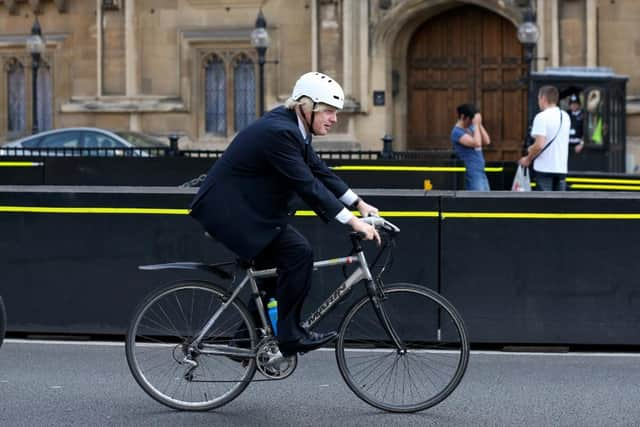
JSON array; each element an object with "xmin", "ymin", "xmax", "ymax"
[
  {"xmin": 330, "ymin": 165, "xmax": 503, "ymax": 173},
  {"xmin": 0, "ymin": 161, "xmax": 44, "ymax": 167},
  {"xmin": 441, "ymin": 212, "xmax": 640, "ymax": 220},
  {"xmin": 0, "ymin": 206, "xmax": 441, "ymax": 218},
  {"xmin": 566, "ymin": 177, "xmax": 640, "ymax": 185},
  {"xmin": 0, "ymin": 206, "xmax": 188, "ymax": 215},
  {"xmin": 569, "ymin": 184, "xmax": 640, "ymax": 191},
  {"xmin": 2, "ymin": 206, "xmax": 639, "ymax": 221}
]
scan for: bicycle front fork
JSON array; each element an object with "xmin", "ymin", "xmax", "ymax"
[{"xmin": 366, "ymin": 281, "xmax": 406, "ymax": 352}]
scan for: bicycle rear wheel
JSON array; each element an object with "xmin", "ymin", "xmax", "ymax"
[
  {"xmin": 126, "ymin": 280, "xmax": 257, "ymax": 411},
  {"xmin": 335, "ymin": 283, "xmax": 469, "ymax": 413},
  {"xmin": 0, "ymin": 296, "xmax": 6, "ymax": 348}
]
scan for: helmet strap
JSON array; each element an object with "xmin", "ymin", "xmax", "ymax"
[
  {"xmin": 309, "ymin": 103, "xmax": 317, "ymax": 135},
  {"xmin": 299, "ymin": 102, "xmax": 317, "ymax": 136}
]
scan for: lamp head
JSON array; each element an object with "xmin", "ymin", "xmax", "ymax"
[
  {"xmin": 250, "ymin": 9, "xmax": 270, "ymax": 49},
  {"xmin": 517, "ymin": 9, "xmax": 539, "ymax": 46},
  {"xmin": 26, "ymin": 17, "xmax": 45, "ymax": 55}
]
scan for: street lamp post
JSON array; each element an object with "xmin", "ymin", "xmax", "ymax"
[
  {"xmin": 26, "ymin": 17, "xmax": 45, "ymax": 135},
  {"xmin": 517, "ymin": 7, "xmax": 540, "ymax": 151},
  {"xmin": 250, "ymin": 9, "xmax": 270, "ymax": 116}
]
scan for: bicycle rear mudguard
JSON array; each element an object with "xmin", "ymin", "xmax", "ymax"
[{"xmin": 139, "ymin": 262, "xmax": 235, "ymax": 280}]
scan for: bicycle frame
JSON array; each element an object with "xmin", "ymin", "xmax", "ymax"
[{"xmin": 192, "ymin": 250, "xmax": 372, "ymax": 349}]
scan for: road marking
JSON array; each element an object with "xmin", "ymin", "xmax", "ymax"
[
  {"xmin": 6, "ymin": 339, "xmax": 125, "ymax": 346},
  {"xmin": 6, "ymin": 339, "xmax": 640, "ymax": 358}
]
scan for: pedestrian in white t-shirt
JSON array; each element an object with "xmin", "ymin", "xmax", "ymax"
[{"xmin": 519, "ymin": 85, "xmax": 571, "ymax": 191}]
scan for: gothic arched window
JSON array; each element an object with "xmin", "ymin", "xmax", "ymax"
[
  {"xmin": 233, "ymin": 55, "xmax": 256, "ymax": 132},
  {"xmin": 6, "ymin": 58, "xmax": 26, "ymax": 137},
  {"xmin": 204, "ymin": 55, "xmax": 227, "ymax": 136},
  {"xmin": 37, "ymin": 64, "xmax": 53, "ymax": 132}
]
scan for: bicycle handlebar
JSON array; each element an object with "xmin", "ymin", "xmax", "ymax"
[{"xmin": 360, "ymin": 215, "xmax": 401, "ymax": 234}]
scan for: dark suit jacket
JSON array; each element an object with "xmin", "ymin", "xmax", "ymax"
[{"xmin": 189, "ymin": 106, "xmax": 349, "ymax": 259}]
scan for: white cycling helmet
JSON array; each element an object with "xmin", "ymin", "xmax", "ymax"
[{"xmin": 291, "ymin": 72, "xmax": 344, "ymax": 110}]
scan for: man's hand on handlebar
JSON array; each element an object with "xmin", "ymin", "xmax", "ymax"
[
  {"xmin": 348, "ymin": 216, "xmax": 381, "ymax": 245},
  {"xmin": 356, "ymin": 199, "xmax": 379, "ymax": 218}
]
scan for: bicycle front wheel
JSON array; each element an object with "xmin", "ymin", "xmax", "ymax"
[
  {"xmin": 336, "ymin": 283, "xmax": 469, "ymax": 413},
  {"xmin": 126, "ymin": 280, "xmax": 258, "ymax": 411}
]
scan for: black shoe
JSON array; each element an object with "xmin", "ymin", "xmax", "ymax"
[{"xmin": 279, "ymin": 331, "xmax": 338, "ymax": 357}]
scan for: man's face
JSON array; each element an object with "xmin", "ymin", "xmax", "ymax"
[
  {"xmin": 570, "ymin": 102, "xmax": 580, "ymax": 112},
  {"xmin": 306, "ymin": 106, "xmax": 338, "ymax": 136}
]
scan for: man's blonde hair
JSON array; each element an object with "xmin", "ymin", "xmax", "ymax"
[{"xmin": 284, "ymin": 96, "xmax": 332, "ymax": 113}]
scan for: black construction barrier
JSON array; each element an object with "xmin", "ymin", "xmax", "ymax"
[
  {"xmin": 5, "ymin": 155, "xmax": 640, "ymax": 192},
  {"xmin": 0, "ymin": 186, "xmax": 438, "ymax": 336},
  {"xmin": 3, "ymin": 186, "xmax": 640, "ymax": 346},
  {"xmin": 439, "ymin": 192, "xmax": 640, "ymax": 345},
  {"xmin": 0, "ymin": 155, "xmax": 495, "ymax": 189}
]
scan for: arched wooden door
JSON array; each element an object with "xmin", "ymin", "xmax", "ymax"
[{"xmin": 407, "ymin": 5, "xmax": 526, "ymax": 161}]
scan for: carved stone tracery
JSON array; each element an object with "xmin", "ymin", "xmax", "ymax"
[{"xmin": 4, "ymin": 56, "xmax": 24, "ymax": 72}]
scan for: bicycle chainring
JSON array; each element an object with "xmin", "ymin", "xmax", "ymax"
[{"xmin": 255, "ymin": 337, "xmax": 297, "ymax": 380}]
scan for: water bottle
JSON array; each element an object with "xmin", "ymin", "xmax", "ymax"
[{"xmin": 267, "ymin": 298, "xmax": 278, "ymax": 336}]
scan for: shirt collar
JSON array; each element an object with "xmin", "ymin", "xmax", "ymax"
[{"xmin": 296, "ymin": 113, "xmax": 310, "ymax": 143}]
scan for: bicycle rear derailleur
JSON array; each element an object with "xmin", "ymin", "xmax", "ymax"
[{"xmin": 255, "ymin": 337, "xmax": 297, "ymax": 380}]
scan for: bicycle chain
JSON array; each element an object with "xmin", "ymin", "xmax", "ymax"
[{"xmin": 179, "ymin": 174, "xmax": 207, "ymax": 188}]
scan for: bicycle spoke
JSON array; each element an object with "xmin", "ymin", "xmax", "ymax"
[
  {"xmin": 126, "ymin": 281, "xmax": 257, "ymax": 411},
  {"xmin": 336, "ymin": 284, "xmax": 469, "ymax": 413}
]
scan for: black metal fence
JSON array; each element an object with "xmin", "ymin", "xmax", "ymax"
[
  {"xmin": 0, "ymin": 147, "xmax": 171, "ymax": 157},
  {"xmin": 0, "ymin": 146, "xmax": 455, "ymax": 161}
]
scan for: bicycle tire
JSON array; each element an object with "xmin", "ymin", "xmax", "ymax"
[
  {"xmin": 0, "ymin": 296, "xmax": 6, "ymax": 348},
  {"xmin": 335, "ymin": 283, "xmax": 469, "ymax": 413},
  {"xmin": 125, "ymin": 280, "xmax": 258, "ymax": 411}
]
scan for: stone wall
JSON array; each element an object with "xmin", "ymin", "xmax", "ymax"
[{"xmin": 0, "ymin": 0, "xmax": 639, "ymax": 157}]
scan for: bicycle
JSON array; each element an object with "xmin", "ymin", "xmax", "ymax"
[
  {"xmin": 0, "ymin": 296, "xmax": 6, "ymax": 348},
  {"xmin": 125, "ymin": 216, "xmax": 469, "ymax": 413}
]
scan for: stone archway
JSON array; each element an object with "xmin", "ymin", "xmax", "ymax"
[
  {"xmin": 371, "ymin": 0, "xmax": 526, "ymax": 159},
  {"xmin": 406, "ymin": 5, "xmax": 526, "ymax": 160}
]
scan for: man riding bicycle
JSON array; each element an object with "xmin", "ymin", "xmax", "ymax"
[{"xmin": 189, "ymin": 72, "xmax": 381, "ymax": 357}]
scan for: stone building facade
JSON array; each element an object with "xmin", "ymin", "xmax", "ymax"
[{"xmin": 0, "ymin": 0, "xmax": 639, "ymax": 163}]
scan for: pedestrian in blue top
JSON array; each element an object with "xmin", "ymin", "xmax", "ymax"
[{"xmin": 450, "ymin": 104, "xmax": 491, "ymax": 191}]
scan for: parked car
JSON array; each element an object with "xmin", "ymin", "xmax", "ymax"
[{"xmin": 0, "ymin": 128, "xmax": 168, "ymax": 156}]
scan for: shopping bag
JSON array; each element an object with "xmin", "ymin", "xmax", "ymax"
[{"xmin": 511, "ymin": 165, "xmax": 532, "ymax": 192}]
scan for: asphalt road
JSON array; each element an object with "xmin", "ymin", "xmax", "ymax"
[{"xmin": 1, "ymin": 340, "xmax": 639, "ymax": 426}]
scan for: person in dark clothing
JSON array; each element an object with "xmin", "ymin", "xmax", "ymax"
[
  {"xmin": 189, "ymin": 72, "xmax": 380, "ymax": 357},
  {"xmin": 568, "ymin": 94, "xmax": 585, "ymax": 154}
]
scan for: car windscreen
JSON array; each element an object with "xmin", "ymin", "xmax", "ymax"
[{"xmin": 115, "ymin": 132, "xmax": 167, "ymax": 148}]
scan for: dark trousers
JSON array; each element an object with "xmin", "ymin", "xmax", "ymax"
[
  {"xmin": 534, "ymin": 171, "xmax": 567, "ymax": 191},
  {"xmin": 252, "ymin": 225, "xmax": 313, "ymax": 344}
]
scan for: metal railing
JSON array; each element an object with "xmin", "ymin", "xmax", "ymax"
[
  {"xmin": 0, "ymin": 146, "xmax": 458, "ymax": 161},
  {"xmin": 0, "ymin": 147, "xmax": 170, "ymax": 157}
]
